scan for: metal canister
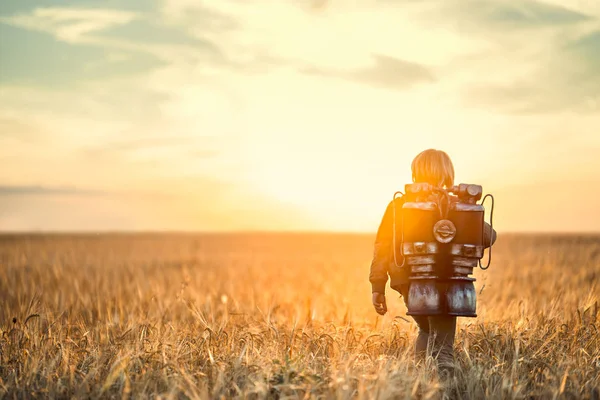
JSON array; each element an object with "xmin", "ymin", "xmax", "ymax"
[
  {"xmin": 446, "ymin": 184, "xmax": 485, "ymax": 317},
  {"xmin": 401, "ymin": 183, "xmax": 444, "ymax": 316}
]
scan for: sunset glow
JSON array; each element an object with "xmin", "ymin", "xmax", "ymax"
[{"xmin": 1, "ymin": 0, "xmax": 600, "ymax": 232}]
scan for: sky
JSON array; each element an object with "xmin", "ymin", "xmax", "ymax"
[{"xmin": 1, "ymin": 0, "xmax": 600, "ymax": 233}]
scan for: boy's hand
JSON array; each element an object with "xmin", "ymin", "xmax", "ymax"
[{"xmin": 372, "ymin": 292, "xmax": 387, "ymax": 315}]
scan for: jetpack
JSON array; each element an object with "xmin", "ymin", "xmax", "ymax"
[{"xmin": 392, "ymin": 183, "xmax": 495, "ymax": 317}]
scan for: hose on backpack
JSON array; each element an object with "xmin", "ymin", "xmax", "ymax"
[
  {"xmin": 479, "ymin": 194, "xmax": 495, "ymax": 270},
  {"xmin": 392, "ymin": 191, "xmax": 405, "ymax": 269}
]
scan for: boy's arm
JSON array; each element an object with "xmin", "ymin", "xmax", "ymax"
[{"xmin": 369, "ymin": 201, "xmax": 395, "ymax": 294}]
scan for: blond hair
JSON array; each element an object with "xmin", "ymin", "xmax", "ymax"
[{"xmin": 411, "ymin": 149, "xmax": 455, "ymax": 188}]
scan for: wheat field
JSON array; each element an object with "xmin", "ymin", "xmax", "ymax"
[{"xmin": 0, "ymin": 233, "xmax": 598, "ymax": 399}]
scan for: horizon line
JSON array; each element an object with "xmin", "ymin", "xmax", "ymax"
[{"xmin": 1, "ymin": 229, "xmax": 599, "ymax": 236}]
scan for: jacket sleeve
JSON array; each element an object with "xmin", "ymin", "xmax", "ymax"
[
  {"xmin": 369, "ymin": 201, "xmax": 395, "ymax": 294},
  {"xmin": 483, "ymin": 222, "xmax": 497, "ymax": 248}
]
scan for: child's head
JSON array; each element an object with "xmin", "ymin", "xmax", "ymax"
[{"xmin": 411, "ymin": 149, "xmax": 455, "ymax": 188}]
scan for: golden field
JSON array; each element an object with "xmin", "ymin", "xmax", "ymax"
[{"xmin": 0, "ymin": 233, "xmax": 598, "ymax": 399}]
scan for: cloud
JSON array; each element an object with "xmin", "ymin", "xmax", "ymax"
[
  {"xmin": 84, "ymin": 136, "xmax": 219, "ymax": 164},
  {"xmin": 103, "ymin": 16, "xmax": 218, "ymax": 50},
  {"xmin": 162, "ymin": 1, "xmax": 436, "ymax": 72},
  {"xmin": 0, "ymin": 6, "xmax": 227, "ymax": 70},
  {"xmin": 160, "ymin": 2, "xmax": 239, "ymax": 33},
  {"xmin": 0, "ymin": 0, "xmax": 161, "ymax": 15},
  {"xmin": 0, "ymin": 23, "xmax": 167, "ymax": 87},
  {"xmin": 491, "ymin": 0, "xmax": 589, "ymax": 25},
  {"xmin": 464, "ymin": 82, "xmax": 598, "ymax": 114},
  {"xmin": 0, "ymin": 115, "xmax": 40, "ymax": 141},
  {"xmin": 1, "ymin": 7, "xmax": 138, "ymax": 42},
  {"xmin": 0, "ymin": 185, "xmax": 103, "ymax": 196},
  {"xmin": 429, "ymin": 0, "xmax": 590, "ymax": 33},
  {"xmin": 0, "ymin": 179, "xmax": 320, "ymax": 232},
  {"xmin": 408, "ymin": 0, "xmax": 598, "ymax": 114},
  {"xmin": 462, "ymin": 28, "xmax": 600, "ymax": 114},
  {"xmin": 303, "ymin": 54, "xmax": 435, "ymax": 90},
  {"xmin": 0, "ymin": 75, "xmax": 242, "ymax": 194},
  {"xmin": 87, "ymin": 136, "xmax": 198, "ymax": 153},
  {"xmin": 567, "ymin": 29, "xmax": 600, "ymax": 68}
]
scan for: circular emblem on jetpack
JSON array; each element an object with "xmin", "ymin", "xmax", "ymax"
[{"xmin": 433, "ymin": 219, "xmax": 456, "ymax": 243}]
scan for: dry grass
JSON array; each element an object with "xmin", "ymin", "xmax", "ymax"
[{"xmin": 0, "ymin": 233, "xmax": 598, "ymax": 399}]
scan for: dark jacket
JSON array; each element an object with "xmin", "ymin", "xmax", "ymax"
[{"xmin": 369, "ymin": 196, "xmax": 497, "ymax": 294}]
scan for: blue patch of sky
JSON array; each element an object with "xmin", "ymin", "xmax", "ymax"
[
  {"xmin": 487, "ymin": 1, "xmax": 589, "ymax": 25},
  {"xmin": 0, "ymin": 24, "xmax": 164, "ymax": 87},
  {"xmin": 568, "ymin": 30, "xmax": 600, "ymax": 63},
  {"xmin": 565, "ymin": 30, "xmax": 600, "ymax": 85},
  {"xmin": 463, "ymin": 0, "xmax": 590, "ymax": 29},
  {"xmin": 0, "ymin": 0, "xmax": 159, "ymax": 15}
]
